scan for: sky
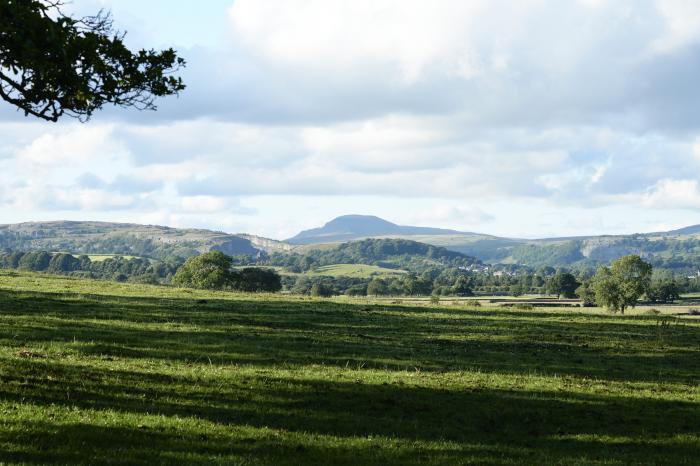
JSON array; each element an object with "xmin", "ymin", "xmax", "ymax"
[{"xmin": 2, "ymin": 0, "xmax": 700, "ymax": 240}]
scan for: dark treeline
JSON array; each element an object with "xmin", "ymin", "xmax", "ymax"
[
  {"xmin": 2, "ymin": 246, "xmax": 698, "ymax": 300},
  {"xmin": 254, "ymin": 239, "xmax": 698, "ymax": 298},
  {"xmin": 0, "ymin": 249, "xmax": 281, "ymax": 293},
  {"xmin": 0, "ymin": 249, "xmax": 181, "ymax": 284},
  {"xmin": 280, "ymin": 265, "xmax": 698, "ymax": 300}
]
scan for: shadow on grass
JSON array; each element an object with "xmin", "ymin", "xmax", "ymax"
[
  {"xmin": 1, "ymin": 289, "xmax": 699, "ymax": 384},
  {"xmin": 1, "ymin": 287, "xmax": 700, "ymax": 464},
  {"xmin": 0, "ymin": 357, "xmax": 698, "ymax": 465}
]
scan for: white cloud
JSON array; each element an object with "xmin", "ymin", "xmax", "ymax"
[
  {"xmin": 180, "ymin": 196, "xmax": 229, "ymax": 213},
  {"xmin": 1, "ymin": 1, "xmax": 700, "ymax": 239},
  {"xmin": 640, "ymin": 178, "xmax": 700, "ymax": 210},
  {"xmin": 410, "ymin": 205, "xmax": 495, "ymax": 228},
  {"xmin": 651, "ymin": 0, "xmax": 700, "ymax": 54},
  {"xmin": 16, "ymin": 125, "xmax": 123, "ymax": 167},
  {"xmin": 8, "ymin": 184, "xmax": 138, "ymax": 211},
  {"xmin": 229, "ymin": 0, "xmax": 493, "ymax": 83}
]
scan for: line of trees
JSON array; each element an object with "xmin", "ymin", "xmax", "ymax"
[
  {"xmin": 0, "ymin": 248, "xmax": 687, "ymax": 306},
  {"xmin": 0, "ymin": 249, "xmax": 282, "ymax": 293},
  {"xmin": 172, "ymin": 251, "xmax": 281, "ymax": 292},
  {"xmin": 0, "ymin": 249, "xmax": 180, "ymax": 283}
]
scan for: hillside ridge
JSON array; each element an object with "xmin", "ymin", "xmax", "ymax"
[
  {"xmin": 0, "ymin": 220, "xmax": 285, "ymax": 259},
  {"xmin": 287, "ymin": 214, "xmax": 480, "ymax": 244},
  {"xmin": 287, "ymin": 215, "xmax": 700, "ymax": 271}
]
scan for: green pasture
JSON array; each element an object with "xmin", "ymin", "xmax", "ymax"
[
  {"xmin": 59, "ymin": 253, "xmax": 142, "ymax": 262},
  {"xmin": 0, "ymin": 271, "xmax": 698, "ymax": 465},
  {"xmin": 306, "ymin": 263, "xmax": 407, "ymax": 278}
]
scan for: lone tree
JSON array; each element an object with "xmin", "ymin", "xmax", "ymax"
[
  {"xmin": 173, "ymin": 251, "xmax": 235, "ymax": 290},
  {"xmin": 547, "ymin": 272, "xmax": 580, "ymax": 299},
  {"xmin": 0, "ymin": 0, "xmax": 185, "ymax": 122},
  {"xmin": 592, "ymin": 255, "xmax": 652, "ymax": 313}
]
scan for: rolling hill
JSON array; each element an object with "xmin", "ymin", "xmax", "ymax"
[
  {"xmin": 288, "ymin": 215, "xmax": 700, "ymax": 272},
  {"xmin": 4, "ymin": 216, "xmax": 700, "ymax": 272},
  {"xmin": 287, "ymin": 215, "xmax": 480, "ymax": 244},
  {"xmin": 265, "ymin": 237, "xmax": 485, "ymax": 275},
  {"xmin": 0, "ymin": 221, "xmax": 291, "ymax": 260}
]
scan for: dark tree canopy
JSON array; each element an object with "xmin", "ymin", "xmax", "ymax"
[
  {"xmin": 173, "ymin": 251, "xmax": 234, "ymax": 290},
  {"xmin": 547, "ymin": 272, "xmax": 579, "ymax": 298},
  {"xmin": 592, "ymin": 255, "xmax": 652, "ymax": 313},
  {"xmin": 0, "ymin": 0, "xmax": 185, "ymax": 122}
]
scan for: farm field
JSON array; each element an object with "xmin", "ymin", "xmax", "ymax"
[
  {"xmin": 306, "ymin": 263, "xmax": 407, "ymax": 278},
  {"xmin": 0, "ymin": 271, "xmax": 699, "ymax": 465},
  {"xmin": 233, "ymin": 263, "xmax": 406, "ymax": 278},
  {"xmin": 63, "ymin": 253, "xmax": 142, "ymax": 262}
]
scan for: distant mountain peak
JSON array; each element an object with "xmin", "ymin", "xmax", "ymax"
[
  {"xmin": 319, "ymin": 215, "xmax": 402, "ymax": 234},
  {"xmin": 287, "ymin": 214, "xmax": 464, "ymax": 244}
]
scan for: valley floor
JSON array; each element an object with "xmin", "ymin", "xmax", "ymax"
[{"xmin": 0, "ymin": 271, "xmax": 698, "ymax": 465}]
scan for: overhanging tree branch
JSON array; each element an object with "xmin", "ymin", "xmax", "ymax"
[{"xmin": 0, "ymin": 0, "xmax": 185, "ymax": 122}]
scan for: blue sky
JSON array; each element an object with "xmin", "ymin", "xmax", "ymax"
[{"xmin": 1, "ymin": 0, "xmax": 700, "ymax": 239}]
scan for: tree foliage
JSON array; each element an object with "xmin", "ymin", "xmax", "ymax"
[
  {"xmin": 265, "ymin": 238, "xmax": 482, "ymax": 274},
  {"xmin": 173, "ymin": 251, "xmax": 234, "ymax": 290},
  {"xmin": 546, "ymin": 272, "xmax": 580, "ymax": 298},
  {"xmin": 575, "ymin": 281, "xmax": 596, "ymax": 307},
  {"xmin": 0, "ymin": 1, "xmax": 185, "ymax": 121},
  {"xmin": 47, "ymin": 252, "xmax": 80, "ymax": 273},
  {"xmin": 310, "ymin": 282, "xmax": 334, "ymax": 297},
  {"xmin": 172, "ymin": 251, "xmax": 282, "ymax": 292},
  {"xmin": 17, "ymin": 251, "xmax": 51, "ymax": 271},
  {"xmin": 646, "ymin": 281, "xmax": 680, "ymax": 303},
  {"xmin": 233, "ymin": 267, "xmax": 282, "ymax": 293},
  {"xmin": 592, "ymin": 255, "xmax": 652, "ymax": 313}
]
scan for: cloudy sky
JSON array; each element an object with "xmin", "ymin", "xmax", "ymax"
[{"xmin": 2, "ymin": 0, "xmax": 700, "ymax": 239}]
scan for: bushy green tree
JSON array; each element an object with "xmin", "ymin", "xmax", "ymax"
[
  {"xmin": 575, "ymin": 281, "xmax": 596, "ymax": 307},
  {"xmin": 451, "ymin": 275, "xmax": 473, "ymax": 296},
  {"xmin": 0, "ymin": 250, "xmax": 24, "ymax": 268},
  {"xmin": 18, "ymin": 251, "xmax": 51, "ymax": 271},
  {"xmin": 547, "ymin": 272, "xmax": 579, "ymax": 298},
  {"xmin": 310, "ymin": 282, "xmax": 333, "ymax": 297},
  {"xmin": 647, "ymin": 281, "xmax": 680, "ymax": 303},
  {"xmin": 291, "ymin": 276, "xmax": 313, "ymax": 294},
  {"xmin": 367, "ymin": 278, "xmax": 388, "ymax": 296},
  {"xmin": 592, "ymin": 255, "xmax": 652, "ymax": 313},
  {"xmin": 47, "ymin": 253, "xmax": 80, "ymax": 273},
  {"xmin": 172, "ymin": 251, "xmax": 235, "ymax": 290},
  {"xmin": 402, "ymin": 275, "xmax": 432, "ymax": 296},
  {"xmin": 234, "ymin": 268, "xmax": 282, "ymax": 292}
]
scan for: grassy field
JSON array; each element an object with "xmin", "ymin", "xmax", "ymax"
[
  {"xmin": 307, "ymin": 263, "xmax": 407, "ymax": 278},
  {"xmin": 233, "ymin": 264, "xmax": 405, "ymax": 278},
  {"xmin": 62, "ymin": 253, "xmax": 142, "ymax": 262},
  {"xmin": 0, "ymin": 271, "xmax": 699, "ymax": 465}
]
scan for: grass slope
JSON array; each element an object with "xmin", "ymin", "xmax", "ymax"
[
  {"xmin": 307, "ymin": 264, "xmax": 407, "ymax": 278},
  {"xmin": 0, "ymin": 271, "xmax": 699, "ymax": 465},
  {"xmin": 73, "ymin": 254, "xmax": 141, "ymax": 262}
]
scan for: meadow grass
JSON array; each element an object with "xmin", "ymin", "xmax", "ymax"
[
  {"xmin": 0, "ymin": 271, "xmax": 698, "ymax": 465},
  {"xmin": 306, "ymin": 264, "xmax": 407, "ymax": 278},
  {"xmin": 62, "ymin": 254, "xmax": 141, "ymax": 262}
]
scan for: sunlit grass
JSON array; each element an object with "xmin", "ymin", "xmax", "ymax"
[{"xmin": 0, "ymin": 270, "xmax": 698, "ymax": 465}]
